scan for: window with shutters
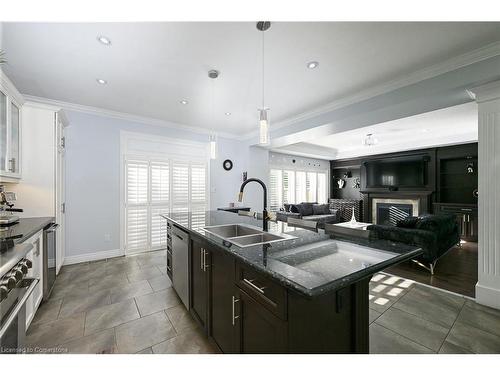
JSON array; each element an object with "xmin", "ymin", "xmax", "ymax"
[
  {"xmin": 268, "ymin": 168, "xmax": 328, "ymax": 211},
  {"xmin": 124, "ymin": 158, "xmax": 208, "ymax": 254}
]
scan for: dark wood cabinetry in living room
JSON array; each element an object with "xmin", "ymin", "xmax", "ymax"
[
  {"xmin": 330, "ymin": 143, "xmax": 478, "ymax": 242},
  {"xmin": 435, "ymin": 143, "xmax": 478, "ymax": 241},
  {"xmin": 436, "ymin": 143, "xmax": 478, "ymax": 205}
]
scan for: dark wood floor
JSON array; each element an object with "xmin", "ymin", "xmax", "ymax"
[{"xmin": 386, "ymin": 242, "xmax": 478, "ymax": 297}]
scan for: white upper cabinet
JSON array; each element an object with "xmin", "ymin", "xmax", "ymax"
[{"xmin": 0, "ymin": 72, "xmax": 24, "ymax": 181}]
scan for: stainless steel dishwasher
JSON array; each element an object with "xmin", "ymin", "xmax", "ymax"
[{"xmin": 171, "ymin": 225, "xmax": 189, "ymax": 309}]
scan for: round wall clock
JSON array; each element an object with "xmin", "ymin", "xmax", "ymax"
[{"xmin": 223, "ymin": 159, "xmax": 233, "ymax": 171}]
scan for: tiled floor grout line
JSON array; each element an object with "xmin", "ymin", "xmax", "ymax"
[
  {"xmin": 388, "ymin": 304, "xmax": 454, "ymax": 330},
  {"xmin": 163, "ymin": 308, "xmax": 180, "ymax": 336},
  {"xmin": 373, "ymin": 310, "xmax": 439, "ymax": 353},
  {"xmin": 436, "ymin": 298, "xmax": 467, "ymax": 353}
]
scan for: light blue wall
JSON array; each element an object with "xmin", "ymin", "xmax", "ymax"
[{"xmin": 64, "ymin": 110, "xmax": 252, "ymax": 258}]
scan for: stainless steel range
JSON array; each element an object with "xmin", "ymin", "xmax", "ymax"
[{"xmin": 0, "ymin": 242, "xmax": 37, "ymax": 354}]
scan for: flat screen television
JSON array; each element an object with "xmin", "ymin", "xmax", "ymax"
[{"xmin": 364, "ymin": 156, "xmax": 426, "ymax": 188}]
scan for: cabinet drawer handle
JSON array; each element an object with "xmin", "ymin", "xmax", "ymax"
[
  {"xmin": 232, "ymin": 296, "xmax": 240, "ymax": 326},
  {"xmin": 203, "ymin": 249, "xmax": 209, "ymax": 272},
  {"xmin": 243, "ymin": 278, "xmax": 266, "ymax": 294},
  {"xmin": 200, "ymin": 248, "xmax": 204, "ymax": 271}
]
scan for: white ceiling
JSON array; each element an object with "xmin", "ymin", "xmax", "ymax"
[
  {"xmin": 272, "ymin": 102, "xmax": 478, "ymax": 160},
  {"xmin": 1, "ymin": 22, "xmax": 499, "ymax": 136}
]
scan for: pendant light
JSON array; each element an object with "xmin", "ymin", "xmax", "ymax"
[
  {"xmin": 257, "ymin": 21, "xmax": 271, "ymax": 145},
  {"xmin": 208, "ymin": 69, "xmax": 219, "ymax": 159},
  {"xmin": 362, "ymin": 133, "xmax": 378, "ymax": 146}
]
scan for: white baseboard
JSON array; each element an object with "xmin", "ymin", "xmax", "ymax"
[
  {"xmin": 63, "ymin": 248, "xmax": 124, "ymax": 266},
  {"xmin": 476, "ymin": 282, "xmax": 500, "ymax": 310}
]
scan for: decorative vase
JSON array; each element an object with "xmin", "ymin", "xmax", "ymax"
[{"xmin": 350, "ymin": 207, "xmax": 357, "ymax": 224}]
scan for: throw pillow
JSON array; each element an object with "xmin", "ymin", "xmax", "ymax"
[
  {"xmin": 313, "ymin": 204, "xmax": 330, "ymax": 215},
  {"xmin": 300, "ymin": 202, "xmax": 314, "ymax": 216}
]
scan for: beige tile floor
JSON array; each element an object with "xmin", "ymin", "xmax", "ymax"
[{"xmin": 24, "ymin": 250, "xmax": 500, "ymax": 354}]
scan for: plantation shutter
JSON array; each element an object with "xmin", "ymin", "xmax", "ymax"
[
  {"xmin": 283, "ymin": 170, "xmax": 295, "ymax": 205},
  {"xmin": 151, "ymin": 162, "xmax": 169, "ymax": 203},
  {"xmin": 124, "ymin": 157, "xmax": 209, "ymax": 254},
  {"xmin": 172, "ymin": 161, "xmax": 189, "ymax": 211},
  {"xmin": 269, "ymin": 169, "xmax": 283, "ymax": 211},
  {"xmin": 306, "ymin": 172, "xmax": 317, "ymax": 203},
  {"xmin": 125, "ymin": 161, "xmax": 149, "ymax": 252},
  {"xmin": 317, "ymin": 173, "xmax": 327, "ymax": 204},
  {"xmin": 295, "ymin": 171, "xmax": 307, "ymax": 203},
  {"xmin": 191, "ymin": 163, "xmax": 207, "ymax": 211}
]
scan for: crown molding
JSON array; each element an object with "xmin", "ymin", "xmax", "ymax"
[
  {"xmin": 241, "ymin": 40, "xmax": 500, "ymax": 141},
  {"xmin": 22, "ymin": 95, "xmax": 243, "ymax": 140},
  {"xmin": 470, "ymin": 80, "xmax": 500, "ymax": 103}
]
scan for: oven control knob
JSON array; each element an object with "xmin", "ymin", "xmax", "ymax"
[
  {"xmin": 19, "ymin": 263, "xmax": 29, "ymax": 274},
  {"xmin": 11, "ymin": 268, "xmax": 23, "ymax": 282},
  {"xmin": 24, "ymin": 259, "xmax": 33, "ymax": 269},
  {"xmin": 0, "ymin": 285, "xmax": 9, "ymax": 301},
  {"xmin": 1, "ymin": 276, "xmax": 16, "ymax": 289}
]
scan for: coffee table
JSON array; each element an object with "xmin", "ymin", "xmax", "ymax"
[{"xmin": 326, "ymin": 221, "xmax": 373, "ymax": 239}]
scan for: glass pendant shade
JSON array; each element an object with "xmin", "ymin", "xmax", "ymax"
[
  {"xmin": 209, "ymin": 134, "xmax": 217, "ymax": 159},
  {"xmin": 259, "ymin": 109, "xmax": 269, "ymax": 145}
]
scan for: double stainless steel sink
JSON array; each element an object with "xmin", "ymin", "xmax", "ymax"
[{"xmin": 202, "ymin": 224, "xmax": 293, "ymax": 247}]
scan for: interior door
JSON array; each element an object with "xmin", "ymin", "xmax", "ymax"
[{"xmin": 55, "ymin": 114, "xmax": 66, "ymax": 273}]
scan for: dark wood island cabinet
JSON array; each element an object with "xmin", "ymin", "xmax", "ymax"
[{"xmin": 164, "ymin": 211, "xmax": 421, "ymax": 354}]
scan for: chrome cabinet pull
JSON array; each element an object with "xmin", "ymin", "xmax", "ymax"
[
  {"xmin": 243, "ymin": 278, "xmax": 266, "ymax": 294},
  {"xmin": 200, "ymin": 248, "xmax": 204, "ymax": 270},
  {"xmin": 232, "ymin": 296, "xmax": 240, "ymax": 326},
  {"xmin": 203, "ymin": 249, "xmax": 209, "ymax": 271}
]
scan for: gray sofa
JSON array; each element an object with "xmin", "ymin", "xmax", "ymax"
[{"xmin": 276, "ymin": 202, "xmax": 340, "ymax": 227}]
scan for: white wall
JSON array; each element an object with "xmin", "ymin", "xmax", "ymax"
[{"xmin": 63, "ymin": 110, "xmax": 251, "ymax": 259}]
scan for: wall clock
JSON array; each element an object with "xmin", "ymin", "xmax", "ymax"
[{"xmin": 223, "ymin": 159, "xmax": 233, "ymax": 171}]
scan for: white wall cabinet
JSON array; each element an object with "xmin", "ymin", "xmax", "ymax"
[
  {"xmin": 24, "ymin": 230, "xmax": 44, "ymax": 330},
  {"xmin": 6, "ymin": 103, "xmax": 68, "ymax": 271},
  {"xmin": 0, "ymin": 72, "xmax": 23, "ymax": 181}
]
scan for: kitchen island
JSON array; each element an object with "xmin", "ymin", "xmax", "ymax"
[{"xmin": 162, "ymin": 210, "xmax": 422, "ymax": 354}]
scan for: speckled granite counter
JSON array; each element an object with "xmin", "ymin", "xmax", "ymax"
[
  {"xmin": 0, "ymin": 217, "xmax": 54, "ymax": 277},
  {"xmin": 0, "ymin": 217, "xmax": 54, "ymax": 244},
  {"xmin": 161, "ymin": 211, "xmax": 422, "ymax": 297}
]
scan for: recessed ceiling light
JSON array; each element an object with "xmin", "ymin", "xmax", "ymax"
[
  {"xmin": 96, "ymin": 78, "xmax": 107, "ymax": 85},
  {"xmin": 307, "ymin": 61, "xmax": 319, "ymax": 69},
  {"xmin": 225, "ymin": 112, "xmax": 231, "ymax": 116},
  {"xmin": 97, "ymin": 35, "xmax": 111, "ymax": 45},
  {"xmin": 180, "ymin": 100, "xmax": 188, "ymax": 105}
]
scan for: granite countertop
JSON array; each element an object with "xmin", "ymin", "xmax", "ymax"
[
  {"xmin": 0, "ymin": 217, "xmax": 54, "ymax": 277},
  {"xmin": 0, "ymin": 217, "xmax": 55, "ymax": 248},
  {"xmin": 161, "ymin": 211, "xmax": 423, "ymax": 298}
]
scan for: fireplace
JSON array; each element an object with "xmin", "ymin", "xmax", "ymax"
[{"xmin": 372, "ymin": 198, "xmax": 420, "ymax": 225}]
